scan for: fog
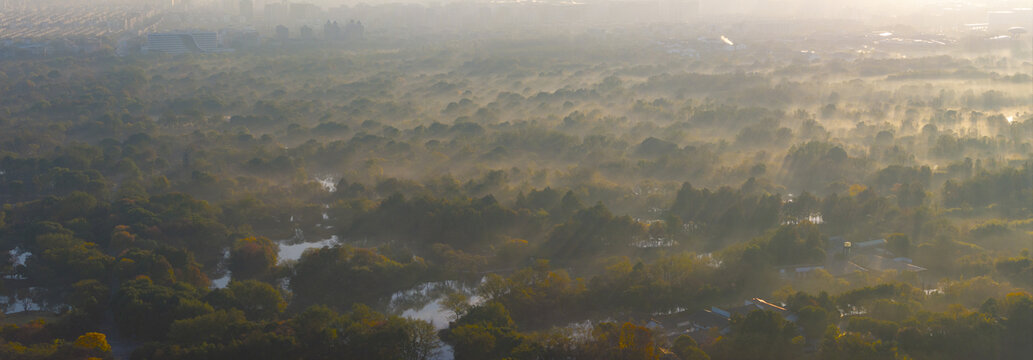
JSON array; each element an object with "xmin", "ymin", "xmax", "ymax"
[
  {"xmin": 0, "ymin": 0, "xmax": 1030, "ymax": 359},
  {"xmin": 4, "ymin": 0, "xmax": 1031, "ymax": 44}
]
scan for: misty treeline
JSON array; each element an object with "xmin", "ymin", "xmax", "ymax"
[{"xmin": 0, "ymin": 28, "xmax": 1030, "ymax": 360}]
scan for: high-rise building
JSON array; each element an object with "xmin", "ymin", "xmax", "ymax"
[
  {"xmin": 240, "ymin": 0, "xmax": 254, "ymax": 20},
  {"xmin": 265, "ymin": 2, "xmax": 290, "ymax": 24},
  {"xmin": 344, "ymin": 20, "xmax": 364, "ymax": 40},
  {"xmin": 289, "ymin": 3, "xmax": 320, "ymax": 19},
  {"xmin": 146, "ymin": 32, "xmax": 219, "ymax": 54},
  {"xmin": 324, "ymin": 21, "xmax": 341, "ymax": 40}
]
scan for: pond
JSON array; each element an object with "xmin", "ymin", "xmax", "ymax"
[
  {"xmin": 314, "ymin": 176, "xmax": 337, "ymax": 192},
  {"xmin": 210, "ymin": 235, "xmax": 341, "ymax": 289},
  {"xmin": 210, "ymin": 249, "xmax": 232, "ymax": 289},
  {"xmin": 388, "ymin": 280, "xmax": 483, "ymax": 330},
  {"xmin": 8, "ymin": 247, "xmax": 30, "ymax": 267},
  {"xmin": 387, "ymin": 279, "xmax": 485, "ymax": 360},
  {"xmin": 1, "ymin": 295, "xmax": 44, "ymax": 314},
  {"xmin": 4, "ymin": 247, "xmax": 29, "ymax": 280},
  {"xmin": 0, "ymin": 288, "xmax": 68, "ymax": 314},
  {"xmin": 278, "ymin": 235, "xmax": 340, "ymax": 263}
]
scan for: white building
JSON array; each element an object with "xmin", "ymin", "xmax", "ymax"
[{"xmin": 988, "ymin": 8, "xmax": 1033, "ymax": 32}]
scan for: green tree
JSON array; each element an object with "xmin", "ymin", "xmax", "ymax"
[
  {"xmin": 229, "ymin": 236, "xmax": 278, "ymax": 280},
  {"xmin": 68, "ymin": 279, "xmax": 109, "ymax": 320},
  {"xmin": 711, "ymin": 310, "xmax": 802, "ymax": 360},
  {"xmin": 1001, "ymin": 292, "xmax": 1033, "ymax": 359},
  {"xmin": 819, "ymin": 326, "xmax": 895, "ymax": 360},
  {"xmin": 226, "ymin": 280, "xmax": 286, "ymax": 321},
  {"xmin": 796, "ymin": 305, "xmax": 832, "ymax": 339},
  {"xmin": 886, "ymin": 233, "xmax": 910, "ymax": 258},
  {"xmin": 112, "ymin": 277, "xmax": 212, "ymax": 340},
  {"xmin": 672, "ymin": 335, "xmax": 710, "ymax": 360},
  {"xmin": 167, "ymin": 309, "xmax": 249, "ymax": 345}
]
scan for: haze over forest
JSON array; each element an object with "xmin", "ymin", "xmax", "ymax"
[{"xmin": 0, "ymin": 0, "xmax": 1030, "ymax": 359}]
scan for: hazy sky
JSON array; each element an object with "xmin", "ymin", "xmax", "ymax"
[
  {"xmin": 243, "ymin": 0, "xmax": 1026, "ymax": 17},
  {"xmin": 24, "ymin": 0, "xmax": 1031, "ymax": 22}
]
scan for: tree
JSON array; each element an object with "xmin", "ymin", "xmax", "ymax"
[
  {"xmin": 796, "ymin": 306, "xmax": 832, "ymax": 339},
  {"xmin": 229, "ymin": 236, "xmax": 278, "ymax": 280},
  {"xmin": 448, "ymin": 324, "xmax": 497, "ymax": 360},
  {"xmin": 442, "ymin": 290, "xmax": 472, "ymax": 322},
  {"xmin": 819, "ymin": 326, "xmax": 895, "ymax": 360},
  {"xmin": 167, "ymin": 309, "xmax": 248, "ymax": 345},
  {"xmin": 28, "ymin": 234, "xmax": 113, "ymax": 286},
  {"xmin": 886, "ymin": 233, "xmax": 910, "ymax": 258},
  {"xmin": 68, "ymin": 279, "xmax": 109, "ymax": 320},
  {"xmin": 1001, "ymin": 292, "xmax": 1033, "ymax": 359},
  {"xmin": 72, "ymin": 332, "xmax": 112, "ymax": 358},
  {"xmin": 764, "ymin": 223, "xmax": 825, "ymax": 266},
  {"xmin": 672, "ymin": 335, "xmax": 710, "ymax": 360},
  {"xmin": 114, "ymin": 249, "xmax": 177, "ymax": 285},
  {"xmin": 710, "ymin": 310, "xmax": 802, "ymax": 360},
  {"xmin": 845, "ymin": 317, "xmax": 898, "ymax": 342},
  {"xmin": 291, "ymin": 305, "xmax": 339, "ymax": 358},
  {"xmin": 109, "ymin": 225, "xmax": 136, "ymax": 254},
  {"xmin": 477, "ymin": 273, "xmax": 509, "ymax": 302},
  {"xmin": 581, "ymin": 322, "xmax": 659, "ymax": 360},
  {"xmin": 617, "ymin": 322, "xmax": 658, "ymax": 360},
  {"xmin": 343, "ymin": 304, "xmax": 441, "ymax": 360},
  {"xmin": 112, "ymin": 277, "xmax": 212, "ymax": 340},
  {"xmin": 232, "ymin": 280, "xmax": 286, "ymax": 320},
  {"xmin": 443, "ymin": 302, "xmax": 524, "ymax": 360},
  {"xmin": 398, "ymin": 318, "xmax": 440, "ymax": 360},
  {"xmin": 454, "ymin": 301, "xmax": 514, "ymax": 329},
  {"xmin": 290, "ymin": 245, "xmax": 427, "ymax": 308},
  {"xmin": 545, "ymin": 203, "xmax": 646, "ymax": 259}
]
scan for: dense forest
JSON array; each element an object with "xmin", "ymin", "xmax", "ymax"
[{"xmin": 0, "ymin": 23, "xmax": 1031, "ymax": 360}]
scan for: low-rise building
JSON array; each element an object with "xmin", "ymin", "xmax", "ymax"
[
  {"xmin": 658, "ymin": 297, "xmax": 798, "ymax": 344},
  {"xmin": 145, "ymin": 31, "xmax": 218, "ymax": 54}
]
